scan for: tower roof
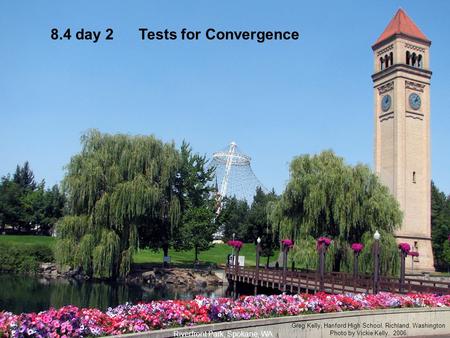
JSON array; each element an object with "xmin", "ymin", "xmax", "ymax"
[{"xmin": 373, "ymin": 9, "xmax": 430, "ymax": 47}]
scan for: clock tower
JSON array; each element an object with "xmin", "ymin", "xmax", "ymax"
[{"xmin": 372, "ymin": 9, "xmax": 434, "ymax": 271}]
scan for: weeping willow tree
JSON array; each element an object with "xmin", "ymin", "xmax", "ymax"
[
  {"xmin": 55, "ymin": 130, "xmax": 181, "ymax": 279},
  {"xmin": 269, "ymin": 150, "xmax": 402, "ymax": 276}
]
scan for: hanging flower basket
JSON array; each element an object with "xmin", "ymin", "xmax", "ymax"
[
  {"xmin": 227, "ymin": 240, "xmax": 243, "ymax": 249},
  {"xmin": 408, "ymin": 251, "xmax": 419, "ymax": 257},
  {"xmin": 316, "ymin": 237, "xmax": 332, "ymax": 250},
  {"xmin": 398, "ymin": 242, "xmax": 411, "ymax": 255},
  {"xmin": 351, "ymin": 243, "xmax": 364, "ymax": 254},
  {"xmin": 281, "ymin": 239, "xmax": 294, "ymax": 249}
]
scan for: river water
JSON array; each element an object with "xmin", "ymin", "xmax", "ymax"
[{"xmin": 0, "ymin": 274, "xmax": 226, "ymax": 314}]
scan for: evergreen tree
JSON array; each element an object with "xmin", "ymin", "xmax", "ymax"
[
  {"xmin": 442, "ymin": 240, "xmax": 450, "ymax": 272},
  {"xmin": 13, "ymin": 161, "xmax": 36, "ymax": 191},
  {"xmin": 172, "ymin": 142, "xmax": 217, "ymax": 262},
  {"xmin": 246, "ymin": 188, "xmax": 279, "ymax": 265},
  {"xmin": 246, "ymin": 188, "xmax": 277, "ymax": 240},
  {"xmin": 0, "ymin": 176, "xmax": 22, "ymax": 233},
  {"xmin": 218, "ymin": 197, "xmax": 250, "ymax": 241},
  {"xmin": 431, "ymin": 181, "xmax": 450, "ymax": 270},
  {"xmin": 0, "ymin": 164, "xmax": 65, "ymax": 235}
]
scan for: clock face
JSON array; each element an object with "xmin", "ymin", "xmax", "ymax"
[
  {"xmin": 409, "ymin": 93, "xmax": 421, "ymax": 110},
  {"xmin": 381, "ymin": 95, "xmax": 391, "ymax": 112}
]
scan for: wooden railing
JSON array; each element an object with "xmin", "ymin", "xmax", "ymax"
[{"xmin": 225, "ymin": 265, "xmax": 450, "ymax": 295}]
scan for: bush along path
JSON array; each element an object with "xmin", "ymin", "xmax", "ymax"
[{"xmin": 1, "ymin": 292, "xmax": 450, "ymax": 337}]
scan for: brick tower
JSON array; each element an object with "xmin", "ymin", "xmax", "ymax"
[{"xmin": 372, "ymin": 9, "xmax": 434, "ymax": 271}]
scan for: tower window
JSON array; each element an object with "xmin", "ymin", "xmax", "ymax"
[
  {"xmin": 380, "ymin": 57, "xmax": 384, "ymax": 70},
  {"xmin": 412, "ymin": 53, "xmax": 417, "ymax": 67},
  {"xmin": 385, "ymin": 55, "xmax": 389, "ymax": 69},
  {"xmin": 412, "ymin": 171, "xmax": 416, "ymax": 183},
  {"xmin": 417, "ymin": 54, "xmax": 423, "ymax": 68},
  {"xmin": 406, "ymin": 51, "xmax": 410, "ymax": 65},
  {"xmin": 389, "ymin": 52, "xmax": 393, "ymax": 66}
]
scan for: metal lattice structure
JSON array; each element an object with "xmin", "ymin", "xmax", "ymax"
[{"xmin": 211, "ymin": 141, "xmax": 267, "ymax": 215}]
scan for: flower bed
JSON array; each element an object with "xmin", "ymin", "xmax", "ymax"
[{"xmin": 1, "ymin": 292, "xmax": 450, "ymax": 337}]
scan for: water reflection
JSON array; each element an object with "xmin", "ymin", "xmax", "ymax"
[{"xmin": 0, "ymin": 274, "xmax": 225, "ymax": 314}]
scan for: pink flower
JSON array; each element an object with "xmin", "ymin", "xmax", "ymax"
[
  {"xmin": 227, "ymin": 240, "xmax": 243, "ymax": 249},
  {"xmin": 1, "ymin": 292, "xmax": 450, "ymax": 336},
  {"xmin": 281, "ymin": 239, "xmax": 294, "ymax": 248},
  {"xmin": 317, "ymin": 237, "xmax": 332, "ymax": 250},
  {"xmin": 398, "ymin": 243, "xmax": 411, "ymax": 254},
  {"xmin": 351, "ymin": 243, "xmax": 364, "ymax": 253}
]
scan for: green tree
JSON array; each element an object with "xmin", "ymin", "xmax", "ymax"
[
  {"xmin": 13, "ymin": 161, "xmax": 36, "ymax": 192},
  {"xmin": 175, "ymin": 141, "xmax": 215, "ymax": 211},
  {"xmin": 270, "ymin": 150, "xmax": 402, "ymax": 275},
  {"xmin": 22, "ymin": 184, "xmax": 66, "ymax": 235},
  {"xmin": 442, "ymin": 240, "xmax": 450, "ymax": 272},
  {"xmin": 245, "ymin": 188, "xmax": 279, "ymax": 265},
  {"xmin": 246, "ymin": 188, "xmax": 277, "ymax": 240},
  {"xmin": 0, "ymin": 164, "xmax": 65, "ymax": 235},
  {"xmin": 0, "ymin": 176, "xmax": 22, "ymax": 233},
  {"xmin": 431, "ymin": 181, "xmax": 450, "ymax": 271},
  {"xmin": 172, "ymin": 142, "xmax": 217, "ymax": 262},
  {"xmin": 56, "ymin": 130, "xmax": 181, "ymax": 279},
  {"xmin": 178, "ymin": 207, "xmax": 216, "ymax": 262},
  {"xmin": 218, "ymin": 197, "xmax": 250, "ymax": 241},
  {"xmin": 0, "ymin": 161, "xmax": 39, "ymax": 232}
]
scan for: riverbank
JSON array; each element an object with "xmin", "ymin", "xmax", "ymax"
[{"xmin": 37, "ymin": 262, "xmax": 225, "ymax": 289}]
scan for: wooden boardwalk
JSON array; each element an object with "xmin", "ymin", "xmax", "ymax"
[{"xmin": 225, "ymin": 265, "xmax": 450, "ymax": 295}]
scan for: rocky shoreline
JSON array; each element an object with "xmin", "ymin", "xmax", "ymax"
[
  {"xmin": 130, "ymin": 267, "xmax": 224, "ymax": 287},
  {"xmin": 38, "ymin": 263, "xmax": 224, "ymax": 288}
]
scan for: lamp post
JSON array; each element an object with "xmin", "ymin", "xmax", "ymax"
[
  {"xmin": 351, "ymin": 243, "xmax": 364, "ymax": 278},
  {"xmin": 316, "ymin": 237, "xmax": 331, "ymax": 292},
  {"xmin": 231, "ymin": 233, "xmax": 235, "ymax": 259},
  {"xmin": 318, "ymin": 245, "xmax": 325, "ymax": 291},
  {"xmin": 233, "ymin": 243, "xmax": 241, "ymax": 299},
  {"xmin": 281, "ymin": 239, "xmax": 294, "ymax": 292},
  {"xmin": 282, "ymin": 244, "xmax": 288, "ymax": 292},
  {"xmin": 254, "ymin": 237, "xmax": 261, "ymax": 295},
  {"xmin": 399, "ymin": 251, "xmax": 406, "ymax": 293},
  {"xmin": 398, "ymin": 243, "xmax": 410, "ymax": 293},
  {"xmin": 373, "ymin": 230, "xmax": 381, "ymax": 294}
]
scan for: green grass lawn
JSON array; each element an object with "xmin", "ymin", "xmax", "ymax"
[
  {"xmin": 0, "ymin": 235, "xmax": 278, "ymax": 267},
  {"xmin": 134, "ymin": 243, "xmax": 279, "ymax": 267},
  {"xmin": 0, "ymin": 235, "xmax": 56, "ymax": 248}
]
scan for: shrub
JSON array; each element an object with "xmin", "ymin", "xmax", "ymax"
[{"xmin": 0, "ymin": 242, "xmax": 54, "ymax": 274}]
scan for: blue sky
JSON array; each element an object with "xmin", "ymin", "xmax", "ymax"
[{"xmin": 0, "ymin": 0, "xmax": 449, "ymax": 195}]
